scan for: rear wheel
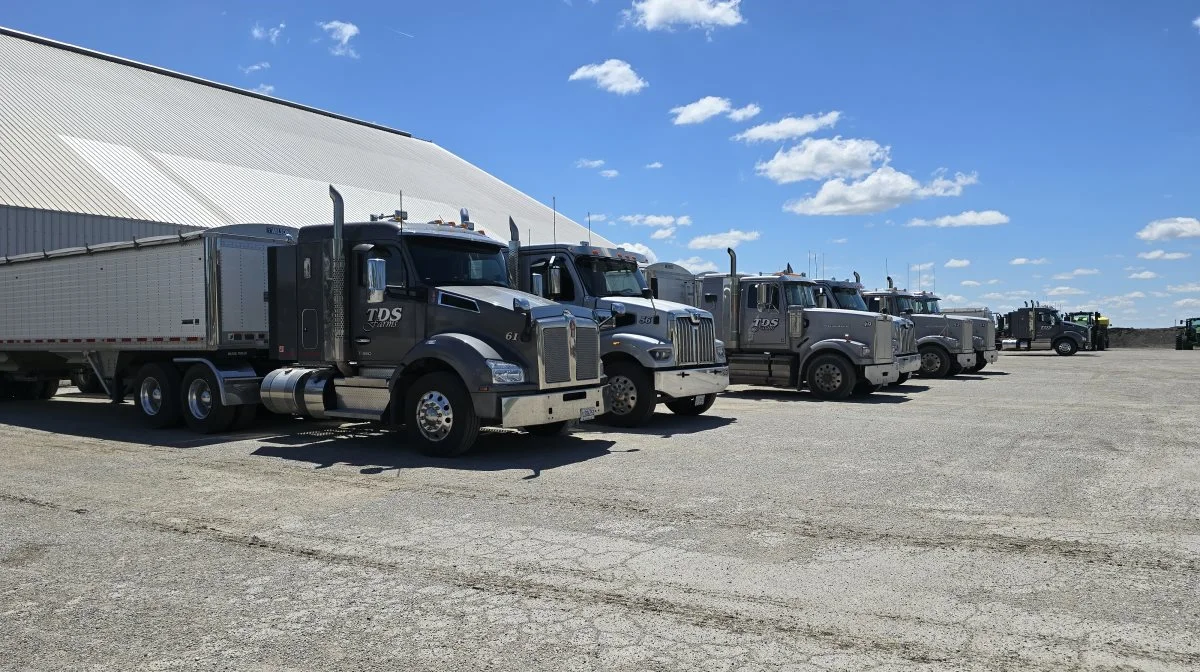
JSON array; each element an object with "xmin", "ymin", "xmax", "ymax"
[
  {"xmin": 806, "ymin": 354, "xmax": 856, "ymax": 400},
  {"xmin": 9, "ymin": 381, "xmax": 41, "ymax": 400},
  {"xmin": 918, "ymin": 345, "xmax": 952, "ymax": 378},
  {"xmin": 72, "ymin": 370, "xmax": 105, "ymax": 394},
  {"xmin": 181, "ymin": 364, "xmax": 237, "ymax": 434},
  {"xmin": 37, "ymin": 379, "xmax": 60, "ymax": 400},
  {"xmin": 1054, "ymin": 339, "xmax": 1078, "ymax": 356},
  {"xmin": 601, "ymin": 361, "xmax": 656, "ymax": 427},
  {"xmin": 405, "ymin": 372, "xmax": 479, "ymax": 457},
  {"xmin": 134, "ymin": 363, "xmax": 183, "ymax": 429},
  {"xmin": 525, "ymin": 421, "xmax": 570, "ymax": 437},
  {"xmin": 665, "ymin": 393, "xmax": 716, "ymax": 416}
]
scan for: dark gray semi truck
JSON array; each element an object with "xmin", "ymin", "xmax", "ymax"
[
  {"xmin": 996, "ymin": 304, "xmax": 1089, "ymax": 355},
  {"xmin": 0, "ymin": 187, "xmax": 607, "ymax": 456}
]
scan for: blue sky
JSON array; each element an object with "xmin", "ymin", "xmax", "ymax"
[{"xmin": 5, "ymin": 0, "xmax": 1200, "ymax": 326}]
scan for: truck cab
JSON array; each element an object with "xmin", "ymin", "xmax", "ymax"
[
  {"xmin": 996, "ymin": 304, "xmax": 1089, "ymax": 356},
  {"xmin": 814, "ymin": 275, "xmax": 921, "ymax": 385},
  {"xmin": 516, "ymin": 243, "xmax": 728, "ymax": 426},
  {"xmin": 911, "ymin": 292, "xmax": 999, "ymax": 372},
  {"xmin": 862, "ymin": 282, "xmax": 977, "ymax": 378}
]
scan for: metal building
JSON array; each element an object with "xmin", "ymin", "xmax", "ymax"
[{"xmin": 0, "ymin": 27, "xmax": 610, "ymax": 258}]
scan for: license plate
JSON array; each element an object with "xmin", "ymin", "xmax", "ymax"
[
  {"xmin": 694, "ymin": 395, "xmax": 705, "ymax": 406},
  {"xmin": 579, "ymin": 407, "xmax": 597, "ymax": 422}
]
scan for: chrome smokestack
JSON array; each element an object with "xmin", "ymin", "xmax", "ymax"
[
  {"xmin": 728, "ymin": 247, "xmax": 739, "ymax": 350},
  {"xmin": 328, "ymin": 186, "xmax": 350, "ymax": 375}
]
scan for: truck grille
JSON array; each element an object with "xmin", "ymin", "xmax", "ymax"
[
  {"xmin": 575, "ymin": 325, "xmax": 600, "ymax": 380},
  {"xmin": 893, "ymin": 320, "xmax": 917, "ymax": 355},
  {"xmin": 674, "ymin": 316, "xmax": 717, "ymax": 365},
  {"xmin": 960, "ymin": 321, "xmax": 973, "ymax": 352},
  {"xmin": 541, "ymin": 326, "xmax": 571, "ymax": 384},
  {"xmin": 986, "ymin": 320, "xmax": 996, "ymax": 349}
]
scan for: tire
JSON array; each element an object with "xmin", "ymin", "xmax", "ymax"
[
  {"xmin": 232, "ymin": 403, "xmax": 259, "ymax": 431},
  {"xmin": 664, "ymin": 393, "xmax": 716, "ymax": 416},
  {"xmin": 72, "ymin": 370, "xmax": 104, "ymax": 394},
  {"xmin": 805, "ymin": 353, "xmax": 856, "ymax": 400},
  {"xmin": 37, "ymin": 379, "xmax": 60, "ymax": 400},
  {"xmin": 180, "ymin": 364, "xmax": 237, "ymax": 434},
  {"xmin": 947, "ymin": 361, "xmax": 964, "ymax": 376},
  {"xmin": 134, "ymin": 363, "xmax": 183, "ymax": 429},
  {"xmin": 9, "ymin": 381, "xmax": 41, "ymax": 400},
  {"xmin": 405, "ymin": 372, "xmax": 480, "ymax": 457},
  {"xmin": 893, "ymin": 372, "xmax": 910, "ymax": 386},
  {"xmin": 600, "ymin": 361, "xmax": 656, "ymax": 427},
  {"xmin": 972, "ymin": 355, "xmax": 988, "ymax": 373},
  {"xmin": 917, "ymin": 345, "xmax": 952, "ymax": 378},
  {"xmin": 524, "ymin": 421, "xmax": 570, "ymax": 437},
  {"xmin": 1053, "ymin": 339, "xmax": 1078, "ymax": 356},
  {"xmin": 852, "ymin": 380, "xmax": 882, "ymax": 396}
]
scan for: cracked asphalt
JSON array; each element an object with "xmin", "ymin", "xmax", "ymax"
[{"xmin": 2, "ymin": 348, "xmax": 1198, "ymax": 670}]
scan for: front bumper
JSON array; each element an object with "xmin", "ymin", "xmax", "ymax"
[
  {"xmin": 654, "ymin": 366, "xmax": 729, "ymax": 400},
  {"xmin": 896, "ymin": 353, "xmax": 922, "ymax": 375},
  {"xmin": 498, "ymin": 385, "xmax": 607, "ymax": 428},
  {"xmin": 956, "ymin": 352, "xmax": 978, "ymax": 368},
  {"xmin": 979, "ymin": 349, "xmax": 1000, "ymax": 364},
  {"xmin": 862, "ymin": 361, "xmax": 901, "ymax": 386}
]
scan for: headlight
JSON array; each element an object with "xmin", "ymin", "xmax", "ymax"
[
  {"xmin": 715, "ymin": 343, "xmax": 727, "ymax": 363},
  {"xmin": 486, "ymin": 360, "xmax": 525, "ymax": 384},
  {"xmin": 860, "ymin": 345, "xmax": 871, "ymax": 357},
  {"xmin": 649, "ymin": 348, "xmax": 673, "ymax": 362}
]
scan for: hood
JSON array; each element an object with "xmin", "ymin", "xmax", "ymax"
[
  {"xmin": 598, "ymin": 295, "xmax": 708, "ymax": 318},
  {"xmin": 440, "ymin": 285, "xmax": 595, "ymax": 323},
  {"xmin": 805, "ymin": 307, "xmax": 887, "ymax": 322}
]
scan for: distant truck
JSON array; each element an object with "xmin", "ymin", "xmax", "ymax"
[
  {"xmin": 1177, "ymin": 317, "xmax": 1200, "ymax": 350},
  {"xmin": 910, "ymin": 293, "xmax": 1000, "ymax": 372},
  {"xmin": 1064, "ymin": 311, "xmax": 1109, "ymax": 350},
  {"xmin": 644, "ymin": 250, "xmax": 907, "ymax": 399},
  {"xmin": 996, "ymin": 303, "xmax": 1089, "ymax": 356},
  {"xmin": 0, "ymin": 187, "xmax": 608, "ymax": 457},
  {"xmin": 514, "ymin": 241, "xmax": 728, "ymax": 426},
  {"xmin": 812, "ymin": 274, "xmax": 921, "ymax": 385},
  {"xmin": 862, "ymin": 281, "xmax": 978, "ymax": 377}
]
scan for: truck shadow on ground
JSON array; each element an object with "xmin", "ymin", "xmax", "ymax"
[
  {"xmin": 723, "ymin": 388, "xmax": 912, "ymax": 404},
  {"xmin": 575, "ymin": 413, "xmax": 736, "ymax": 439}
]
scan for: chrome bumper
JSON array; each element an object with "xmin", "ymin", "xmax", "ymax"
[
  {"xmin": 499, "ymin": 385, "xmax": 607, "ymax": 428},
  {"xmin": 956, "ymin": 352, "xmax": 978, "ymax": 368},
  {"xmin": 653, "ymin": 366, "xmax": 729, "ymax": 400},
  {"xmin": 896, "ymin": 354, "xmax": 922, "ymax": 375},
  {"xmin": 981, "ymin": 349, "xmax": 1000, "ymax": 364},
  {"xmin": 862, "ymin": 361, "xmax": 901, "ymax": 386}
]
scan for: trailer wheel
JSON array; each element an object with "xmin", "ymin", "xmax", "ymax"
[
  {"xmin": 405, "ymin": 372, "xmax": 479, "ymax": 457},
  {"xmin": 1053, "ymin": 339, "xmax": 1078, "ymax": 356},
  {"xmin": 37, "ymin": 379, "xmax": 60, "ymax": 400},
  {"xmin": 806, "ymin": 354, "xmax": 856, "ymax": 400},
  {"xmin": 665, "ymin": 393, "xmax": 716, "ymax": 416},
  {"xmin": 917, "ymin": 345, "xmax": 952, "ymax": 378},
  {"xmin": 9, "ymin": 381, "xmax": 41, "ymax": 400},
  {"xmin": 180, "ymin": 364, "xmax": 237, "ymax": 434},
  {"xmin": 600, "ymin": 361, "xmax": 656, "ymax": 427},
  {"xmin": 72, "ymin": 370, "xmax": 104, "ymax": 394},
  {"xmin": 135, "ymin": 363, "xmax": 183, "ymax": 429},
  {"xmin": 525, "ymin": 421, "xmax": 570, "ymax": 437}
]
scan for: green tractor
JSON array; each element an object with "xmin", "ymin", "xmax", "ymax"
[
  {"xmin": 1064, "ymin": 311, "xmax": 1110, "ymax": 350},
  {"xmin": 1178, "ymin": 317, "xmax": 1200, "ymax": 350}
]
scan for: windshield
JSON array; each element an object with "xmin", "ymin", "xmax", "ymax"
[
  {"xmin": 784, "ymin": 282, "xmax": 817, "ymax": 308},
  {"xmin": 406, "ymin": 235, "xmax": 509, "ymax": 287},
  {"xmin": 911, "ymin": 298, "xmax": 941, "ymax": 314},
  {"xmin": 893, "ymin": 296, "xmax": 917, "ymax": 313},
  {"xmin": 830, "ymin": 286, "xmax": 868, "ymax": 311},
  {"xmin": 575, "ymin": 256, "xmax": 647, "ymax": 297}
]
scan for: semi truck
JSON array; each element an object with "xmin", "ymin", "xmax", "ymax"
[
  {"xmin": 995, "ymin": 303, "xmax": 1089, "ymax": 355},
  {"xmin": 811, "ymin": 274, "xmax": 921, "ymax": 385},
  {"xmin": 0, "ymin": 187, "xmax": 607, "ymax": 457},
  {"xmin": 910, "ymin": 293, "xmax": 1000, "ymax": 372},
  {"xmin": 643, "ymin": 250, "xmax": 906, "ymax": 400},
  {"xmin": 861, "ymin": 281, "xmax": 978, "ymax": 377},
  {"xmin": 514, "ymin": 243, "xmax": 728, "ymax": 426},
  {"xmin": 1064, "ymin": 311, "xmax": 1109, "ymax": 350},
  {"xmin": 1176, "ymin": 317, "xmax": 1199, "ymax": 350}
]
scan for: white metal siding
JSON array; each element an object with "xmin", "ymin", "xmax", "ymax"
[
  {"xmin": 217, "ymin": 238, "xmax": 270, "ymax": 335},
  {"xmin": 0, "ymin": 240, "xmax": 209, "ymax": 349},
  {"xmin": 1, "ymin": 204, "xmax": 195, "ymax": 258}
]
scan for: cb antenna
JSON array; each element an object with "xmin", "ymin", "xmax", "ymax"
[{"xmin": 587, "ymin": 211, "xmax": 592, "ymax": 245}]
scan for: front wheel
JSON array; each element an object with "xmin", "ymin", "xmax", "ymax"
[
  {"xmin": 971, "ymin": 355, "xmax": 988, "ymax": 373},
  {"xmin": 1054, "ymin": 339, "xmax": 1078, "ymax": 356},
  {"xmin": 917, "ymin": 345, "xmax": 952, "ymax": 378},
  {"xmin": 601, "ymin": 361, "xmax": 656, "ymax": 427},
  {"xmin": 893, "ymin": 373, "xmax": 910, "ymax": 386},
  {"xmin": 665, "ymin": 393, "xmax": 716, "ymax": 416},
  {"xmin": 181, "ymin": 364, "xmax": 237, "ymax": 434},
  {"xmin": 806, "ymin": 354, "xmax": 856, "ymax": 400},
  {"xmin": 405, "ymin": 372, "xmax": 479, "ymax": 457}
]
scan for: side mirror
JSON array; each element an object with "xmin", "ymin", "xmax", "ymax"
[
  {"xmin": 816, "ymin": 287, "xmax": 828, "ymax": 309},
  {"xmin": 597, "ymin": 302, "xmax": 626, "ymax": 329},
  {"xmin": 531, "ymin": 274, "xmax": 545, "ymax": 298},
  {"xmin": 549, "ymin": 266, "xmax": 563, "ymax": 297},
  {"xmin": 365, "ymin": 258, "xmax": 387, "ymax": 304},
  {"xmin": 610, "ymin": 302, "xmax": 627, "ymax": 316},
  {"xmin": 756, "ymin": 283, "xmax": 770, "ymax": 309},
  {"xmin": 642, "ymin": 287, "xmax": 653, "ymax": 299}
]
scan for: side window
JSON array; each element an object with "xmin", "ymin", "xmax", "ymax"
[
  {"xmin": 746, "ymin": 284, "xmax": 758, "ymax": 309},
  {"xmin": 370, "ymin": 246, "xmax": 407, "ymax": 288},
  {"xmin": 558, "ymin": 267, "xmax": 576, "ymax": 302},
  {"xmin": 868, "ymin": 297, "xmax": 883, "ymax": 313}
]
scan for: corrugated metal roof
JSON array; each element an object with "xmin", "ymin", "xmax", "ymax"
[{"xmin": 0, "ymin": 27, "xmax": 610, "ymax": 247}]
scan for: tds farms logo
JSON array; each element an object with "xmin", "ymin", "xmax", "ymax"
[
  {"xmin": 750, "ymin": 317, "xmax": 780, "ymax": 333},
  {"xmin": 365, "ymin": 307, "xmax": 403, "ymax": 329}
]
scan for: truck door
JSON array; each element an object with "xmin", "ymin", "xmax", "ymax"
[
  {"xmin": 351, "ymin": 244, "xmax": 421, "ymax": 365},
  {"xmin": 744, "ymin": 281, "xmax": 786, "ymax": 349},
  {"xmin": 1034, "ymin": 309, "xmax": 1056, "ymax": 345}
]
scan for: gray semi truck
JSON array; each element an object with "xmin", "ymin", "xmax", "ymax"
[
  {"xmin": 812, "ymin": 274, "xmax": 922, "ymax": 385},
  {"xmin": 862, "ymin": 280, "xmax": 978, "ymax": 377},
  {"xmin": 644, "ymin": 250, "xmax": 906, "ymax": 399},
  {"xmin": 0, "ymin": 187, "xmax": 607, "ymax": 457},
  {"xmin": 911, "ymin": 292, "xmax": 999, "ymax": 372},
  {"xmin": 995, "ymin": 303, "xmax": 1089, "ymax": 355},
  {"xmin": 515, "ymin": 242, "xmax": 728, "ymax": 426}
]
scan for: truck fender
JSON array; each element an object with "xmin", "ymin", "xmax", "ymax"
[
  {"xmin": 917, "ymin": 334, "xmax": 957, "ymax": 350},
  {"xmin": 604, "ymin": 332, "xmax": 671, "ymax": 369},
  {"xmin": 806, "ymin": 339, "xmax": 871, "ymax": 366},
  {"xmin": 392, "ymin": 333, "xmax": 501, "ymax": 395},
  {"xmin": 172, "ymin": 357, "xmax": 261, "ymax": 406}
]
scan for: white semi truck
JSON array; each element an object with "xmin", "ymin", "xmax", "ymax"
[{"xmin": 0, "ymin": 187, "xmax": 608, "ymax": 456}]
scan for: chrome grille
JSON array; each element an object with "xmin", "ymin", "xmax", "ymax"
[
  {"xmin": 959, "ymin": 321, "xmax": 973, "ymax": 352},
  {"xmin": 674, "ymin": 316, "xmax": 717, "ymax": 365},
  {"xmin": 874, "ymin": 318, "xmax": 893, "ymax": 362},
  {"xmin": 902, "ymin": 323, "xmax": 917, "ymax": 355},
  {"xmin": 575, "ymin": 325, "xmax": 600, "ymax": 380},
  {"xmin": 986, "ymin": 319, "xmax": 996, "ymax": 349},
  {"xmin": 541, "ymin": 326, "xmax": 570, "ymax": 384}
]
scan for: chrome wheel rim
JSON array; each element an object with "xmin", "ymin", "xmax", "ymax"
[
  {"xmin": 812, "ymin": 363, "xmax": 843, "ymax": 392},
  {"xmin": 416, "ymin": 390, "xmax": 453, "ymax": 442},
  {"xmin": 187, "ymin": 378, "xmax": 213, "ymax": 420},
  {"xmin": 921, "ymin": 352, "xmax": 941, "ymax": 372},
  {"xmin": 607, "ymin": 375, "xmax": 637, "ymax": 415},
  {"xmin": 1057, "ymin": 341, "xmax": 1071, "ymax": 354},
  {"xmin": 139, "ymin": 377, "xmax": 163, "ymax": 416}
]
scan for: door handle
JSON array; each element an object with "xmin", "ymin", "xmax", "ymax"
[{"xmin": 354, "ymin": 337, "xmax": 371, "ymax": 345}]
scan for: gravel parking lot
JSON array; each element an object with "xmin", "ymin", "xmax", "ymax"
[{"xmin": 2, "ymin": 349, "xmax": 1198, "ymax": 671}]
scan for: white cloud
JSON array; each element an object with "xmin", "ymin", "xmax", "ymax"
[
  {"xmin": 1046, "ymin": 286, "xmax": 1086, "ymax": 296},
  {"xmin": 1135, "ymin": 217, "xmax": 1200, "ymax": 241},
  {"xmin": 783, "ymin": 166, "xmax": 978, "ymax": 216},
  {"xmin": 568, "ymin": 59, "xmax": 648, "ymax": 95},
  {"xmin": 619, "ymin": 214, "xmax": 691, "ymax": 227},
  {"xmin": 732, "ymin": 111, "xmax": 841, "ymax": 143},
  {"xmin": 252, "ymin": 22, "xmax": 285, "ymax": 44},
  {"xmin": 1152, "ymin": 291, "xmax": 1170, "ymax": 298},
  {"xmin": 1168, "ymin": 283, "xmax": 1200, "ymax": 293},
  {"xmin": 1137, "ymin": 249, "xmax": 1192, "ymax": 260},
  {"xmin": 981, "ymin": 290, "xmax": 1033, "ymax": 301},
  {"xmin": 1129, "ymin": 271, "xmax": 1158, "ymax": 279},
  {"xmin": 755, "ymin": 137, "xmax": 887, "ymax": 184},
  {"xmin": 617, "ymin": 242, "xmax": 657, "ymax": 263},
  {"xmin": 961, "ymin": 280, "xmax": 981, "ymax": 287},
  {"xmin": 239, "ymin": 61, "xmax": 271, "ymax": 74},
  {"xmin": 1051, "ymin": 268, "xmax": 1100, "ymax": 279},
  {"xmin": 727, "ymin": 103, "xmax": 761, "ymax": 122},
  {"xmin": 253, "ymin": 84, "xmax": 275, "ymax": 95},
  {"xmin": 688, "ymin": 229, "xmax": 760, "ymax": 249},
  {"xmin": 645, "ymin": 161, "xmax": 664, "ymax": 169},
  {"xmin": 671, "ymin": 256, "xmax": 720, "ymax": 273},
  {"xmin": 576, "ymin": 158, "xmax": 606, "ymax": 168},
  {"xmin": 941, "ymin": 294, "xmax": 968, "ymax": 304},
  {"xmin": 945, "ymin": 258, "xmax": 970, "ymax": 268},
  {"xmin": 1176, "ymin": 298, "xmax": 1200, "ymax": 309},
  {"xmin": 670, "ymin": 96, "xmax": 732, "ymax": 124},
  {"xmin": 651, "ymin": 227, "xmax": 676, "ymax": 240},
  {"xmin": 588, "ymin": 214, "xmax": 608, "ymax": 224},
  {"xmin": 676, "ymin": 215, "xmax": 693, "ymax": 226},
  {"xmin": 623, "ymin": 0, "xmax": 745, "ymax": 31},
  {"xmin": 1009, "ymin": 257, "xmax": 1048, "ymax": 265},
  {"xmin": 912, "ymin": 262, "xmax": 935, "ymax": 272},
  {"xmin": 1194, "ymin": 16, "xmax": 1200, "ymax": 32},
  {"xmin": 831, "ymin": 238, "xmax": 848, "ymax": 244},
  {"xmin": 987, "ymin": 279, "xmax": 1001, "ymax": 285},
  {"xmin": 907, "ymin": 210, "xmax": 1010, "ymax": 228},
  {"xmin": 599, "ymin": 169, "xmax": 620, "ymax": 179},
  {"xmin": 318, "ymin": 20, "xmax": 360, "ymax": 58}
]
